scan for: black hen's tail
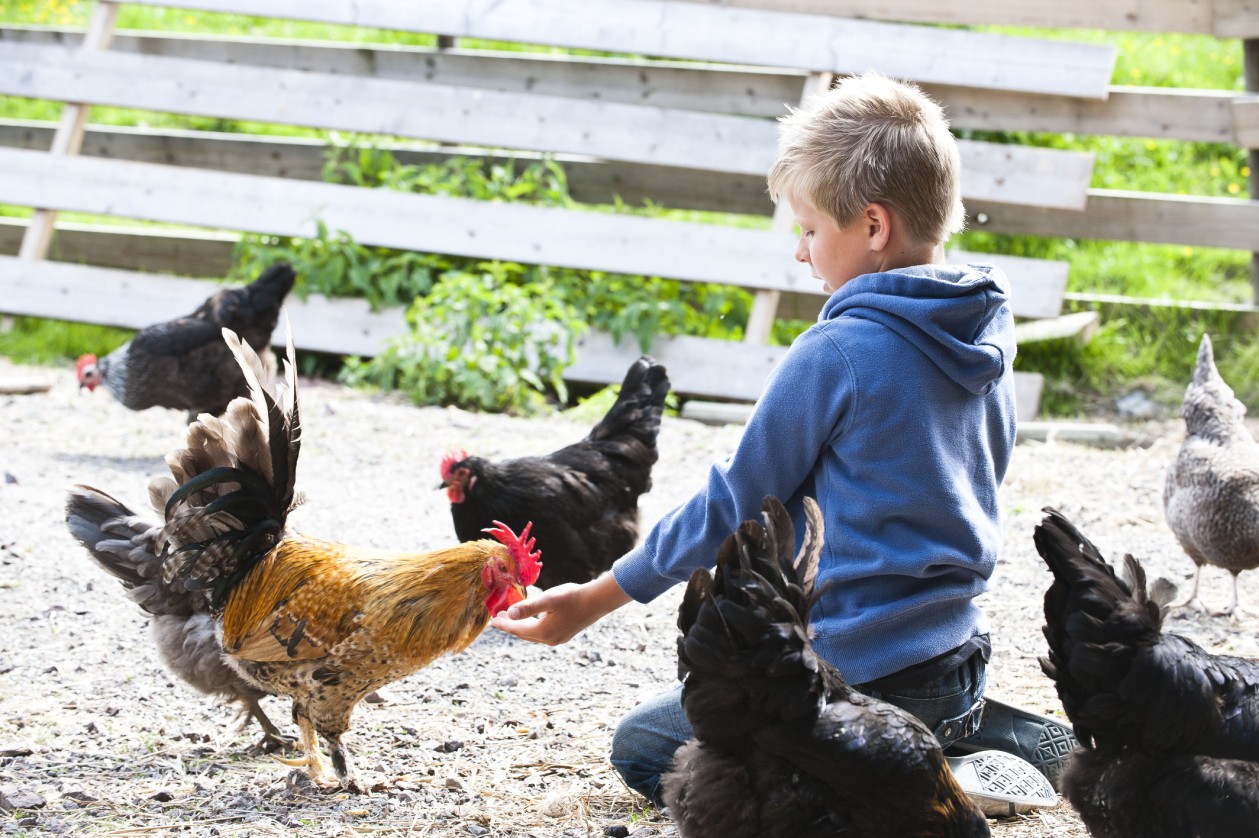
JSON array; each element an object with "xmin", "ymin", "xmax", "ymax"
[
  {"xmin": 242, "ymin": 262, "xmax": 296, "ymax": 312},
  {"xmin": 66, "ymin": 486, "xmax": 204, "ymax": 618},
  {"xmin": 678, "ymin": 496, "xmax": 827, "ymax": 732},
  {"xmin": 151, "ymin": 322, "xmax": 301, "ymax": 609},
  {"xmin": 587, "ymin": 356, "xmax": 670, "ymax": 450},
  {"xmin": 1036, "ymin": 507, "xmax": 1259, "ymax": 758}
]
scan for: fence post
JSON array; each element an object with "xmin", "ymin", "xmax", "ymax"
[
  {"xmin": 1246, "ymin": 38, "xmax": 1259, "ymax": 303},
  {"xmin": 17, "ymin": 0, "xmax": 120, "ymax": 262}
]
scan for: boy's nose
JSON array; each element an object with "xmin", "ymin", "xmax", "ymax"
[{"xmin": 794, "ymin": 240, "xmax": 810, "ymax": 264}]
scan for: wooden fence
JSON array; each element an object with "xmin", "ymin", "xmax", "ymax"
[{"xmin": 0, "ymin": 0, "xmax": 1255, "ymax": 418}]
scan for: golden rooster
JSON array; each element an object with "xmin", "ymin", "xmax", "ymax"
[{"xmin": 69, "ymin": 323, "xmax": 541, "ymax": 792}]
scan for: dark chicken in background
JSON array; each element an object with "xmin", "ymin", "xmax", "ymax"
[
  {"xmin": 76, "ymin": 262, "xmax": 295, "ymax": 421},
  {"xmin": 66, "ymin": 487, "xmax": 292, "ymax": 751},
  {"xmin": 1163, "ymin": 333, "xmax": 1259, "ymax": 616},
  {"xmin": 1035, "ymin": 507, "xmax": 1259, "ymax": 837},
  {"xmin": 661, "ymin": 496, "xmax": 990, "ymax": 838},
  {"xmin": 67, "ymin": 324, "xmax": 542, "ymax": 792},
  {"xmin": 440, "ymin": 356, "xmax": 669, "ymax": 588}
]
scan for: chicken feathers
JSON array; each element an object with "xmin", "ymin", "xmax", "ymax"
[
  {"xmin": 64, "ymin": 485, "xmax": 291, "ymax": 751},
  {"xmin": 69, "ymin": 321, "xmax": 541, "ymax": 792},
  {"xmin": 1035, "ymin": 507, "xmax": 1259, "ymax": 836},
  {"xmin": 661, "ymin": 496, "xmax": 990, "ymax": 838},
  {"xmin": 76, "ymin": 262, "xmax": 295, "ymax": 421},
  {"xmin": 440, "ymin": 356, "xmax": 669, "ymax": 587},
  {"xmin": 1163, "ymin": 333, "xmax": 1259, "ymax": 617}
]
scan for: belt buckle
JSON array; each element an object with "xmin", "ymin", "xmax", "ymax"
[{"xmin": 934, "ymin": 698, "xmax": 985, "ymax": 746}]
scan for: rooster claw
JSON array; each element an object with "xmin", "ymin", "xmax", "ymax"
[{"xmin": 253, "ymin": 732, "xmax": 298, "ymax": 754}]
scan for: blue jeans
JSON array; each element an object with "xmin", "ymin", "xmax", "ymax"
[{"xmin": 610, "ymin": 653, "xmax": 987, "ymax": 805}]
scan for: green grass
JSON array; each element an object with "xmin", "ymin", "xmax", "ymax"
[
  {"xmin": 0, "ymin": 315, "xmax": 131, "ymax": 366},
  {"xmin": 0, "ymin": 4, "xmax": 1256, "ymax": 415}
]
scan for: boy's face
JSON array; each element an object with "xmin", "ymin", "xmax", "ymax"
[{"xmin": 789, "ymin": 198, "xmax": 879, "ymax": 295}]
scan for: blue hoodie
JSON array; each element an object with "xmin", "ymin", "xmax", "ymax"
[{"xmin": 612, "ymin": 263, "xmax": 1017, "ymax": 685}]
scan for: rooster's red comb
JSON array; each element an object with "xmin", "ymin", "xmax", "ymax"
[
  {"xmin": 75, "ymin": 353, "xmax": 98, "ymax": 372},
  {"xmin": 440, "ymin": 448, "xmax": 469, "ymax": 481},
  {"xmin": 484, "ymin": 520, "xmax": 542, "ymax": 587}
]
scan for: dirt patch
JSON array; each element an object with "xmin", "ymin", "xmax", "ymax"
[{"xmin": 3, "ymin": 360, "xmax": 1256, "ymax": 837}]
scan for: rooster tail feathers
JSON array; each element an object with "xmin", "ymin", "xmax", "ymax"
[
  {"xmin": 587, "ymin": 356, "xmax": 671, "ymax": 445},
  {"xmin": 66, "ymin": 485, "xmax": 202, "ymax": 617},
  {"xmin": 154, "ymin": 322, "xmax": 301, "ymax": 608},
  {"xmin": 66, "ymin": 485, "xmax": 150, "ymax": 589}
]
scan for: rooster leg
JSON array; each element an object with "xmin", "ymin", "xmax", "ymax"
[
  {"xmin": 246, "ymin": 698, "xmax": 296, "ymax": 754},
  {"xmin": 325, "ymin": 731, "xmax": 363, "ymax": 794},
  {"xmin": 1172, "ymin": 564, "xmax": 1208, "ymax": 613},
  {"xmin": 271, "ymin": 712, "xmax": 338, "ymax": 788}
]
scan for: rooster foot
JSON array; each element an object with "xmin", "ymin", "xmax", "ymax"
[
  {"xmin": 252, "ymin": 731, "xmax": 298, "ymax": 755},
  {"xmin": 271, "ymin": 751, "xmax": 339, "ymax": 789}
]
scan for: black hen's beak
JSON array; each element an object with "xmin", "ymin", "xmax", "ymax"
[{"xmin": 436, "ymin": 480, "xmax": 448, "ymax": 490}]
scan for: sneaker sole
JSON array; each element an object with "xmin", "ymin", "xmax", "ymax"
[{"xmin": 946, "ymin": 750, "xmax": 1058, "ymax": 818}]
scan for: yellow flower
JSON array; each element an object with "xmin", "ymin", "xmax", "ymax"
[
  {"xmin": 1225, "ymin": 55, "xmax": 1235, "ymax": 65},
  {"xmin": 1153, "ymin": 38, "xmax": 1164, "ymax": 47},
  {"xmin": 1170, "ymin": 46, "xmax": 1182, "ymax": 57},
  {"xmin": 1243, "ymin": 166, "xmax": 1252, "ymax": 177},
  {"xmin": 1128, "ymin": 68, "xmax": 1141, "ymax": 79},
  {"xmin": 1228, "ymin": 182, "xmax": 1241, "ymax": 194},
  {"xmin": 1145, "ymin": 140, "xmax": 1157, "ymax": 151},
  {"xmin": 1182, "ymin": 247, "xmax": 1194, "ymax": 257},
  {"xmin": 1211, "ymin": 167, "xmax": 1220, "ymax": 177}
]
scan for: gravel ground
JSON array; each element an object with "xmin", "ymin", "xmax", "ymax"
[{"xmin": 4, "ymin": 358, "xmax": 1259, "ymax": 838}]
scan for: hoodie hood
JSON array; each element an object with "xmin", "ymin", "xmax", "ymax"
[{"xmin": 818, "ymin": 263, "xmax": 1015, "ymax": 395}]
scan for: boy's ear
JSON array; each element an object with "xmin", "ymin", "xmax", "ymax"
[{"xmin": 863, "ymin": 202, "xmax": 893, "ymax": 252}]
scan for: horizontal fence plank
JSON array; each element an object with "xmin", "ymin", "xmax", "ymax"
[
  {"xmin": 0, "ymin": 220, "xmax": 1066, "ymax": 323},
  {"xmin": 0, "ymin": 42, "xmax": 775, "ymax": 177},
  {"xmin": 968, "ymin": 190, "xmax": 1259, "ymax": 252},
  {"xmin": 0, "ymin": 26, "xmax": 806, "ymax": 120},
  {"xmin": 0, "ymin": 253, "xmax": 1046, "ymax": 411},
  {"xmin": 120, "ymin": 0, "xmax": 1116, "ymax": 98},
  {"xmin": 0, "ymin": 43, "xmax": 1096, "ymax": 209},
  {"xmin": 922, "ymin": 82, "xmax": 1246, "ymax": 145},
  {"xmin": 0, "ymin": 147, "xmax": 816, "ymax": 292},
  {"xmin": 0, "ymin": 215, "xmax": 238, "ymax": 278},
  {"xmin": 1, "ymin": 27, "xmax": 1239, "ymax": 145},
  {"xmin": 0, "ymin": 120, "xmax": 772, "ymax": 215},
  {"xmin": 666, "ymin": 0, "xmax": 1222, "ymax": 34},
  {"xmin": 2, "ymin": 254, "xmax": 1056, "ymax": 409},
  {"xmin": 0, "ymin": 255, "xmax": 407, "ymax": 355}
]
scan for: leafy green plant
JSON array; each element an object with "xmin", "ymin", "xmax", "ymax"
[
  {"xmin": 340, "ymin": 269, "xmax": 583, "ymax": 414},
  {"xmin": 231, "ymin": 222, "xmax": 444, "ymax": 310}
]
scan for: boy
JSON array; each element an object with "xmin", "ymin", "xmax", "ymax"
[{"xmin": 492, "ymin": 72, "xmax": 1074, "ymax": 804}]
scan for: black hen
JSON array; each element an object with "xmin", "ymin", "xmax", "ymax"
[
  {"xmin": 439, "ymin": 356, "xmax": 669, "ymax": 588},
  {"xmin": 76, "ymin": 262, "xmax": 295, "ymax": 421},
  {"xmin": 661, "ymin": 496, "xmax": 990, "ymax": 838},
  {"xmin": 65, "ymin": 485, "xmax": 291, "ymax": 751},
  {"xmin": 1035, "ymin": 507, "xmax": 1259, "ymax": 837}
]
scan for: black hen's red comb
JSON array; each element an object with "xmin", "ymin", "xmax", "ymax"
[
  {"xmin": 440, "ymin": 448, "xmax": 469, "ymax": 481},
  {"xmin": 484, "ymin": 520, "xmax": 542, "ymax": 587}
]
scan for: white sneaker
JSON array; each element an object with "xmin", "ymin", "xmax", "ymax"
[{"xmin": 947, "ymin": 750, "xmax": 1058, "ymax": 818}]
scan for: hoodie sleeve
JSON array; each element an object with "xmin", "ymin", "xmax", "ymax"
[{"xmin": 612, "ymin": 327, "xmax": 854, "ymax": 602}]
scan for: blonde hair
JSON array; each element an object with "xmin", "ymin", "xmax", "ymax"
[{"xmin": 767, "ymin": 72, "xmax": 964, "ymax": 245}]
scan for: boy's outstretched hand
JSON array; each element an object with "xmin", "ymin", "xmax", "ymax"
[{"xmin": 491, "ymin": 572, "xmax": 632, "ymax": 646}]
